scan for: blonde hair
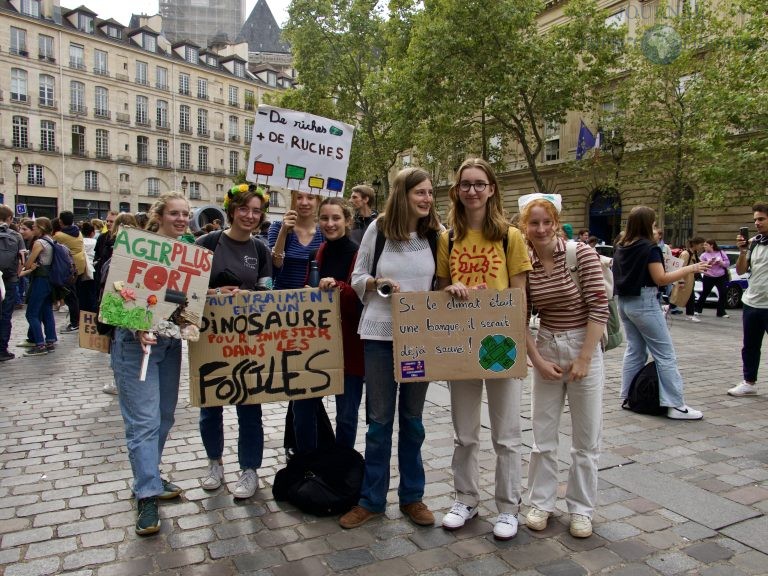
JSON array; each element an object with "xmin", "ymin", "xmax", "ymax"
[
  {"xmin": 111, "ymin": 213, "xmax": 139, "ymax": 239},
  {"xmin": 378, "ymin": 167, "xmax": 440, "ymax": 241},
  {"xmin": 448, "ymin": 158, "xmax": 508, "ymax": 242},
  {"xmin": 147, "ymin": 192, "xmax": 189, "ymax": 232}
]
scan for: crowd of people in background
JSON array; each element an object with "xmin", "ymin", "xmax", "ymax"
[{"xmin": 0, "ymin": 181, "xmax": 762, "ymax": 540}]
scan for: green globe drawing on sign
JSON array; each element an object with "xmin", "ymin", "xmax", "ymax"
[
  {"xmin": 641, "ymin": 25, "xmax": 682, "ymax": 64},
  {"xmin": 479, "ymin": 335, "xmax": 518, "ymax": 372}
]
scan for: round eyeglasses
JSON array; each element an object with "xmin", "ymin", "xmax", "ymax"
[{"xmin": 458, "ymin": 181, "xmax": 490, "ymax": 193}]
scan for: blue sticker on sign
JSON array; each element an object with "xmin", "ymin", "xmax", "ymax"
[{"xmin": 400, "ymin": 361, "xmax": 425, "ymax": 379}]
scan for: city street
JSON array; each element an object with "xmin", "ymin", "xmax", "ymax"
[{"xmin": 1, "ymin": 306, "xmax": 767, "ymax": 576}]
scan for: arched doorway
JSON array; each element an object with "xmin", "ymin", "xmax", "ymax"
[{"xmin": 589, "ymin": 187, "xmax": 622, "ymax": 245}]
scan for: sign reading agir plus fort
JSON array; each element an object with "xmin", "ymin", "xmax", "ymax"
[{"xmin": 98, "ymin": 227, "xmax": 212, "ymax": 332}]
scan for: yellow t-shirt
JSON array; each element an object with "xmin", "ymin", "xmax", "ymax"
[{"xmin": 437, "ymin": 227, "xmax": 532, "ymax": 289}]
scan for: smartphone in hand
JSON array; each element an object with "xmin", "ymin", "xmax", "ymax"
[{"xmin": 740, "ymin": 226, "xmax": 749, "ymax": 241}]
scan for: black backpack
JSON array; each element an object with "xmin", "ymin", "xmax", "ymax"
[
  {"xmin": 272, "ymin": 445, "xmax": 364, "ymax": 516},
  {"xmin": 622, "ymin": 361, "xmax": 666, "ymax": 416}
]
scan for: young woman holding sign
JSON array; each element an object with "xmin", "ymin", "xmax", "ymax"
[
  {"xmin": 339, "ymin": 167, "xmax": 441, "ymax": 529},
  {"xmin": 519, "ymin": 193, "xmax": 608, "ymax": 539},
  {"xmin": 437, "ymin": 158, "xmax": 532, "ymax": 540},
  {"xmin": 110, "ymin": 192, "xmax": 191, "ymax": 536},
  {"xmin": 197, "ymin": 185, "xmax": 272, "ymax": 500},
  {"xmin": 268, "ymin": 191, "xmax": 323, "ymax": 289},
  {"xmin": 293, "ymin": 197, "xmax": 364, "ymax": 452}
]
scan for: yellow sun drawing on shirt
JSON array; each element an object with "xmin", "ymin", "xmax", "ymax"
[{"xmin": 450, "ymin": 244, "xmax": 504, "ymax": 286}]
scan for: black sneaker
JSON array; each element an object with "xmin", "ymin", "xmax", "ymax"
[
  {"xmin": 24, "ymin": 346, "xmax": 48, "ymax": 357},
  {"xmin": 45, "ymin": 343, "xmax": 56, "ymax": 352},
  {"xmin": 59, "ymin": 324, "xmax": 79, "ymax": 334},
  {"xmin": 135, "ymin": 497, "xmax": 160, "ymax": 535},
  {"xmin": 159, "ymin": 479, "xmax": 183, "ymax": 500},
  {"xmin": 0, "ymin": 351, "xmax": 14, "ymax": 362}
]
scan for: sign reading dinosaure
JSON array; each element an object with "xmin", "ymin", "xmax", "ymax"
[
  {"xmin": 392, "ymin": 289, "xmax": 527, "ymax": 382},
  {"xmin": 188, "ymin": 288, "xmax": 344, "ymax": 406}
]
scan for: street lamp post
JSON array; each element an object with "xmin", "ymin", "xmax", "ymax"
[
  {"xmin": 181, "ymin": 175, "xmax": 188, "ymax": 196},
  {"xmin": 12, "ymin": 156, "xmax": 22, "ymax": 219}
]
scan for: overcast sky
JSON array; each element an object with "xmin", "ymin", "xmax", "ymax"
[{"xmin": 76, "ymin": 0, "xmax": 291, "ymax": 28}]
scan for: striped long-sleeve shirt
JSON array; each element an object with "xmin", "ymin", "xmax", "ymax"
[{"xmin": 527, "ymin": 238, "xmax": 609, "ymax": 332}]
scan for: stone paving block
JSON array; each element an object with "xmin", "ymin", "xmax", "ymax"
[
  {"xmin": 721, "ymin": 516, "xmax": 768, "ymax": 554},
  {"xmin": 370, "ymin": 536, "xmax": 419, "ymax": 560},
  {"xmin": 572, "ymin": 547, "xmax": 623, "ymax": 572},
  {"xmin": 731, "ymin": 550, "xmax": 768, "ymax": 575},
  {"xmin": 671, "ymin": 521, "xmax": 718, "ymax": 541},
  {"xmin": 177, "ymin": 511, "xmax": 222, "ymax": 530},
  {"xmin": 282, "ymin": 537, "xmax": 332, "ymax": 561},
  {"xmin": 645, "ymin": 551, "xmax": 702, "ymax": 575},
  {"xmin": 500, "ymin": 540, "xmax": 567, "ymax": 570},
  {"xmin": 168, "ymin": 527, "xmax": 216, "ymax": 549},
  {"xmin": 371, "ymin": 520, "xmax": 415, "ymax": 540},
  {"xmin": 359, "ymin": 557, "xmax": 414, "ymax": 576},
  {"xmin": 155, "ymin": 547, "xmax": 207, "ymax": 570},
  {"xmin": 326, "ymin": 528, "xmax": 376, "ymax": 550},
  {"xmin": 1, "ymin": 526, "xmax": 54, "ymax": 548},
  {"xmin": 207, "ymin": 535, "xmax": 253, "ymax": 559},
  {"xmin": 213, "ymin": 518, "xmax": 264, "ymax": 540},
  {"xmin": 0, "ymin": 547, "xmax": 21, "ymax": 565},
  {"xmin": 723, "ymin": 485, "xmax": 768, "ymax": 505},
  {"xmin": 4, "ymin": 557, "xmax": 61, "ymax": 576},
  {"xmin": 271, "ymin": 556, "xmax": 329, "ymax": 576},
  {"xmin": 700, "ymin": 566, "xmax": 749, "ymax": 576},
  {"xmin": 252, "ymin": 526, "xmax": 301, "ymax": 548},
  {"xmin": 0, "ymin": 518, "xmax": 31, "ymax": 535},
  {"xmin": 625, "ymin": 513, "xmax": 673, "ymax": 532},
  {"xmin": 601, "ymin": 464, "xmax": 760, "ymax": 530},
  {"xmin": 684, "ymin": 541, "xmax": 734, "ymax": 563},
  {"xmin": 592, "ymin": 520, "xmax": 641, "ymax": 542},
  {"xmin": 405, "ymin": 547, "xmax": 459, "ymax": 572},
  {"xmin": 605, "ymin": 538, "xmax": 656, "ymax": 562},
  {"xmin": 62, "ymin": 548, "xmax": 117, "ymax": 571},
  {"xmin": 456, "ymin": 555, "xmax": 512, "ymax": 576},
  {"xmin": 607, "ymin": 565, "xmax": 658, "ymax": 576},
  {"xmin": 449, "ymin": 537, "xmax": 497, "ymax": 559},
  {"xmin": 408, "ymin": 526, "xmax": 456, "ymax": 549},
  {"xmin": 536, "ymin": 559, "xmax": 588, "ymax": 576},
  {"xmin": 326, "ymin": 548, "xmax": 376, "ymax": 571},
  {"xmin": 81, "ymin": 528, "xmax": 126, "ymax": 548},
  {"xmin": 24, "ymin": 536, "xmax": 78, "ymax": 559}
]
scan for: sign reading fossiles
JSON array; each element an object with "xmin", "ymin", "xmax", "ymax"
[
  {"xmin": 392, "ymin": 289, "xmax": 527, "ymax": 382},
  {"xmin": 188, "ymin": 288, "xmax": 344, "ymax": 406},
  {"xmin": 246, "ymin": 105, "xmax": 355, "ymax": 197},
  {"xmin": 98, "ymin": 227, "xmax": 212, "ymax": 331}
]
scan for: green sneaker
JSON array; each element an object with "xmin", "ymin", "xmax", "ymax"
[
  {"xmin": 135, "ymin": 497, "xmax": 160, "ymax": 535},
  {"xmin": 16, "ymin": 340, "xmax": 36, "ymax": 348},
  {"xmin": 159, "ymin": 479, "xmax": 182, "ymax": 500}
]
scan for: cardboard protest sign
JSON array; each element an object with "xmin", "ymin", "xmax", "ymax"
[
  {"xmin": 78, "ymin": 311, "xmax": 110, "ymax": 353},
  {"xmin": 392, "ymin": 289, "xmax": 527, "ymax": 382},
  {"xmin": 188, "ymin": 288, "xmax": 344, "ymax": 406},
  {"xmin": 246, "ymin": 105, "xmax": 354, "ymax": 197},
  {"xmin": 98, "ymin": 227, "xmax": 212, "ymax": 331},
  {"xmin": 665, "ymin": 253, "xmax": 683, "ymax": 274}
]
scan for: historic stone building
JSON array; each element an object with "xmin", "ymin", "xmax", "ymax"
[{"xmin": 0, "ymin": 0, "xmax": 286, "ymax": 222}]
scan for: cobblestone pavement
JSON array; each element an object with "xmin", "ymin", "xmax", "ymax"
[{"xmin": 1, "ymin": 306, "xmax": 767, "ymax": 576}]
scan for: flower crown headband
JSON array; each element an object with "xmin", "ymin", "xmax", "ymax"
[{"xmin": 224, "ymin": 183, "xmax": 270, "ymax": 213}]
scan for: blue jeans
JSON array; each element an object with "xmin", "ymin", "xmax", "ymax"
[
  {"xmin": 199, "ymin": 404, "xmax": 263, "ymax": 470},
  {"xmin": 618, "ymin": 287, "xmax": 685, "ymax": 408},
  {"xmin": 359, "ymin": 340, "xmax": 428, "ymax": 513},
  {"xmin": 111, "ymin": 328, "xmax": 181, "ymax": 500},
  {"xmin": 25, "ymin": 276, "xmax": 56, "ymax": 346},
  {"xmin": 292, "ymin": 373, "xmax": 364, "ymax": 452},
  {"xmin": 742, "ymin": 304, "xmax": 768, "ymax": 383},
  {"xmin": 1, "ymin": 280, "xmax": 17, "ymax": 353},
  {"xmin": 15, "ymin": 276, "xmax": 27, "ymax": 305}
]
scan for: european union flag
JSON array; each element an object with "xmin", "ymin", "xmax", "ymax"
[{"xmin": 576, "ymin": 120, "xmax": 596, "ymax": 160}]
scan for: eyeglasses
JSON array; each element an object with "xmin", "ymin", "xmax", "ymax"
[
  {"xmin": 236, "ymin": 206, "xmax": 263, "ymax": 216},
  {"xmin": 458, "ymin": 181, "xmax": 490, "ymax": 193}
]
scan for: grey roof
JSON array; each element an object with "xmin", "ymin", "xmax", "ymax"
[{"xmin": 237, "ymin": 0, "xmax": 290, "ymax": 54}]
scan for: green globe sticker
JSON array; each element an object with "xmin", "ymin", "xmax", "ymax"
[
  {"xmin": 479, "ymin": 334, "xmax": 518, "ymax": 372},
  {"xmin": 641, "ymin": 25, "xmax": 682, "ymax": 65},
  {"xmin": 329, "ymin": 126, "xmax": 343, "ymax": 136}
]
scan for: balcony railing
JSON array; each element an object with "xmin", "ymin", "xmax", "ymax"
[
  {"xmin": 69, "ymin": 59, "xmax": 86, "ymax": 70},
  {"xmin": 69, "ymin": 105, "xmax": 88, "ymax": 115},
  {"xmin": 197, "ymin": 129, "xmax": 209, "ymax": 137},
  {"xmin": 156, "ymin": 83, "xmax": 169, "ymax": 91},
  {"xmin": 229, "ymin": 135, "xmax": 241, "ymax": 143},
  {"xmin": 156, "ymin": 120, "xmax": 170, "ymax": 130},
  {"xmin": 38, "ymin": 54, "xmax": 56, "ymax": 63},
  {"xmin": 39, "ymin": 99, "xmax": 58, "ymax": 109},
  {"xmin": 11, "ymin": 48, "xmax": 29, "ymax": 57},
  {"xmin": 93, "ymin": 67, "xmax": 109, "ymax": 76},
  {"xmin": 94, "ymin": 109, "xmax": 111, "ymax": 119},
  {"xmin": 179, "ymin": 126, "xmax": 192, "ymax": 134},
  {"xmin": 136, "ymin": 77, "xmax": 150, "ymax": 86}
]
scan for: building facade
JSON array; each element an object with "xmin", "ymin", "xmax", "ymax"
[
  {"xmin": 0, "ymin": 0, "xmax": 285, "ymax": 222},
  {"xmin": 159, "ymin": 0, "xmax": 245, "ymax": 48}
]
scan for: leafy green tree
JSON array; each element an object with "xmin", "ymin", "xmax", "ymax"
[
  {"xmin": 693, "ymin": 0, "xmax": 768, "ymax": 202},
  {"xmin": 399, "ymin": 0, "xmax": 622, "ymax": 192},
  {"xmin": 276, "ymin": 0, "xmax": 416, "ymax": 193}
]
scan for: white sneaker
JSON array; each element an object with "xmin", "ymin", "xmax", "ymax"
[
  {"xmin": 102, "ymin": 382, "xmax": 118, "ymax": 395},
  {"xmin": 693, "ymin": 311, "xmax": 701, "ymax": 316},
  {"xmin": 493, "ymin": 513, "xmax": 518, "ymax": 540},
  {"xmin": 570, "ymin": 514, "xmax": 592, "ymax": 538},
  {"xmin": 667, "ymin": 405, "xmax": 703, "ymax": 420},
  {"xmin": 232, "ymin": 468, "xmax": 258, "ymax": 499},
  {"xmin": 201, "ymin": 460, "xmax": 224, "ymax": 490},
  {"xmin": 441, "ymin": 501, "xmax": 477, "ymax": 530},
  {"xmin": 526, "ymin": 508, "xmax": 550, "ymax": 531},
  {"xmin": 686, "ymin": 316, "xmax": 701, "ymax": 323},
  {"xmin": 728, "ymin": 381, "xmax": 757, "ymax": 397}
]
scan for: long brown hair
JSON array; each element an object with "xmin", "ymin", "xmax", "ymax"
[
  {"xmin": 448, "ymin": 158, "xmax": 508, "ymax": 242},
  {"xmin": 620, "ymin": 206, "xmax": 656, "ymax": 246},
  {"xmin": 378, "ymin": 167, "xmax": 440, "ymax": 241}
]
